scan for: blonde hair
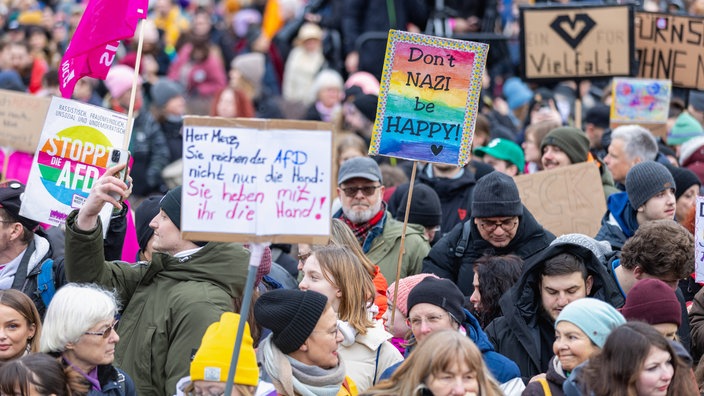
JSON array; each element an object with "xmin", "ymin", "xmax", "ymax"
[
  {"xmin": 312, "ymin": 245, "xmax": 375, "ymax": 334},
  {"xmin": 361, "ymin": 330, "xmax": 503, "ymax": 396},
  {"xmin": 329, "ymin": 218, "xmax": 376, "ymax": 277}
]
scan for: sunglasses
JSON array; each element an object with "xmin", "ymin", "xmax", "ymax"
[
  {"xmin": 340, "ymin": 185, "xmax": 381, "ymax": 197},
  {"xmin": 84, "ymin": 319, "xmax": 119, "ymax": 339}
]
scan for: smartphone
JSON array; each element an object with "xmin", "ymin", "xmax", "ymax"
[{"xmin": 106, "ymin": 148, "xmax": 130, "ymax": 201}]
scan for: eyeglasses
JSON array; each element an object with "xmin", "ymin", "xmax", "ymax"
[
  {"xmin": 84, "ymin": 319, "xmax": 119, "ymax": 338},
  {"xmin": 340, "ymin": 185, "xmax": 381, "ymax": 197},
  {"xmin": 477, "ymin": 218, "xmax": 518, "ymax": 233},
  {"xmin": 406, "ymin": 312, "xmax": 451, "ymax": 328},
  {"xmin": 297, "ymin": 251, "xmax": 312, "ymax": 264}
]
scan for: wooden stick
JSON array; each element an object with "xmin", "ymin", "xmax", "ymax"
[
  {"xmin": 574, "ymin": 97, "xmax": 582, "ymax": 130},
  {"xmin": 123, "ymin": 19, "xmax": 146, "ymax": 149},
  {"xmin": 390, "ymin": 161, "xmax": 417, "ymax": 326}
]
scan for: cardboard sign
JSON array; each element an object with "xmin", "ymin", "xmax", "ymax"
[
  {"xmin": 520, "ymin": 4, "xmax": 634, "ymax": 81},
  {"xmin": 696, "ymin": 196, "xmax": 704, "ymax": 283},
  {"xmin": 181, "ymin": 117, "xmax": 332, "ymax": 244},
  {"xmin": 0, "ymin": 89, "xmax": 51, "ymax": 153},
  {"xmin": 20, "ymin": 97, "xmax": 128, "ymax": 230},
  {"xmin": 635, "ymin": 12, "xmax": 704, "ymax": 90},
  {"xmin": 514, "ymin": 162, "xmax": 606, "ymax": 236},
  {"xmin": 610, "ymin": 78, "xmax": 671, "ymax": 124},
  {"xmin": 369, "ymin": 30, "xmax": 488, "ymax": 166}
]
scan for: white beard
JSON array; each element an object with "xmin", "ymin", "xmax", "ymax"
[{"xmin": 342, "ymin": 200, "xmax": 383, "ymax": 223}]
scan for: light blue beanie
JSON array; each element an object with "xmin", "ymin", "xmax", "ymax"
[{"xmin": 555, "ymin": 298, "xmax": 625, "ymax": 348}]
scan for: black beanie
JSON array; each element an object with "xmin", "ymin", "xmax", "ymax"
[
  {"xmin": 471, "ymin": 171, "xmax": 523, "ymax": 218},
  {"xmin": 540, "ymin": 126, "xmax": 590, "ymax": 164},
  {"xmin": 353, "ymin": 94, "xmax": 378, "ymax": 122},
  {"xmin": 135, "ymin": 195, "xmax": 162, "ymax": 253},
  {"xmin": 665, "ymin": 163, "xmax": 701, "ymax": 200},
  {"xmin": 395, "ymin": 184, "xmax": 442, "ymax": 227},
  {"xmin": 407, "ymin": 277, "xmax": 466, "ymax": 323},
  {"xmin": 160, "ymin": 186, "xmax": 182, "ymax": 229},
  {"xmin": 254, "ymin": 289, "xmax": 328, "ymax": 354},
  {"xmin": 626, "ymin": 161, "xmax": 676, "ymax": 209}
]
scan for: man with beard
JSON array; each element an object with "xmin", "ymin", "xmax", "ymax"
[{"xmin": 333, "ymin": 157, "xmax": 430, "ymax": 282}]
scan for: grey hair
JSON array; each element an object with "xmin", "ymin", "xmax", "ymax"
[
  {"xmin": 312, "ymin": 69, "xmax": 344, "ymax": 98},
  {"xmin": 40, "ymin": 283, "xmax": 119, "ymax": 353},
  {"xmin": 611, "ymin": 125, "xmax": 658, "ymax": 163}
]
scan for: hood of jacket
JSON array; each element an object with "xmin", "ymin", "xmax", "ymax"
[
  {"xmin": 461, "ymin": 308, "xmax": 495, "ymax": 353},
  {"xmin": 604, "ymin": 191, "xmax": 639, "ymax": 238},
  {"xmin": 417, "ymin": 165, "xmax": 476, "ymax": 198},
  {"xmin": 469, "ymin": 205, "xmax": 554, "ymax": 257}
]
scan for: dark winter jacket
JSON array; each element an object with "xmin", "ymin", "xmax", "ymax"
[
  {"xmin": 522, "ymin": 356, "xmax": 566, "ymax": 396},
  {"xmin": 423, "ymin": 205, "xmax": 554, "ymax": 296},
  {"xmin": 84, "ymin": 364, "xmax": 137, "ymax": 396},
  {"xmin": 129, "ymin": 110, "xmax": 170, "ymax": 197},
  {"xmin": 12, "ymin": 234, "xmax": 64, "ymax": 318},
  {"xmin": 417, "ymin": 165, "xmax": 477, "ymax": 234},
  {"xmin": 594, "ymin": 192, "xmax": 639, "ymax": 250},
  {"xmin": 64, "ymin": 211, "xmax": 250, "ymax": 396},
  {"xmin": 485, "ymin": 243, "xmax": 625, "ymax": 380}
]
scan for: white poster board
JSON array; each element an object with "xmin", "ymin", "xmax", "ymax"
[
  {"xmin": 19, "ymin": 97, "xmax": 128, "ymax": 232},
  {"xmin": 695, "ymin": 196, "xmax": 704, "ymax": 283},
  {"xmin": 181, "ymin": 117, "xmax": 332, "ymax": 244}
]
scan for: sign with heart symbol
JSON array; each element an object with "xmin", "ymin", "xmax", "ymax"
[
  {"xmin": 520, "ymin": 4, "xmax": 634, "ymax": 80},
  {"xmin": 368, "ymin": 30, "xmax": 488, "ymax": 166}
]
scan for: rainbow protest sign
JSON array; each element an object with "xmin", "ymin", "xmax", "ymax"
[
  {"xmin": 369, "ymin": 30, "xmax": 488, "ymax": 166},
  {"xmin": 20, "ymin": 97, "xmax": 128, "ymax": 229}
]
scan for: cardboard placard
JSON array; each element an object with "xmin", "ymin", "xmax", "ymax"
[
  {"xmin": 0, "ymin": 89, "xmax": 51, "ymax": 153},
  {"xmin": 520, "ymin": 4, "xmax": 634, "ymax": 81},
  {"xmin": 696, "ymin": 196, "xmax": 704, "ymax": 283},
  {"xmin": 513, "ymin": 162, "xmax": 606, "ymax": 236},
  {"xmin": 180, "ymin": 117, "xmax": 332, "ymax": 244},
  {"xmin": 610, "ymin": 77, "xmax": 671, "ymax": 126},
  {"xmin": 635, "ymin": 12, "xmax": 704, "ymax": 90},
  {"xmin": 369, "ymin": 30, "xmax": 488, "ymax": 166},
  {"xmin": 20, "ymin": 97, "xmax": 128, "ymax": 231}
]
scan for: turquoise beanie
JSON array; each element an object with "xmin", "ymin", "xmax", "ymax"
[
  {"xmin": 667, "ymin": 112, "xmax": 704, "ymax": 146},
  {"xmin": 555, "ymin": 298, "xmax": 625, "ymax": 348}
]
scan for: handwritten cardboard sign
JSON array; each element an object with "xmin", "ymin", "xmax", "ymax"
[
  {"xmin": 636, "ymin": 12, "xmax": 704, "ymax": 90},
  {"xmin": 514, "ymin": 162, "xmax": 606, "ymax": 236},
  {"xmin": 20, "ymin": 97, "xmax": 128, "ymax": 231},
  {"xmin": 520, "ymin": 3, "xmax": 634, "ymax": 81},
  {"xmin": 369, "ymin": 30, "xmax": 488, "ymax": 166},
  {"xmin": 610, "ymin": 77, "xmax": 671, "ymax": 125},
  {"xmin": 180, "ymin": 117, "xmax": 332, "ymax": 244},
  {"xmin": 696, "ymin": 196, "xmax": 704, "ymax": 283},
  {"xmin": 0, "ymin": 89, "xmax": 51, "ymax": 153}
]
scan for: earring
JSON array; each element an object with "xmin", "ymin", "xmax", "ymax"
[{"xmin": 25, "ymin": 340, "xmax": 31, "ymax": 353}]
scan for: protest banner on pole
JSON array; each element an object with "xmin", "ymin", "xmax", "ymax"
[
  {"xmin": 696, "ymin": 196, "xmax": 704, "ymax": 283},
  {"xmin": 609, "ymin": 77, "xmax": 671, "ymax": 138},
  {"xmin": 520, "ymin": 3, "xmax": 634, "ymax": 81},
  {"xmin": 369, "ymin": 30, "xmax": 488, "ymax": 166},
  {"xmin": 514, "ymin": 162, "xmax": 606, "ymax": 236},
  {"xmin": 0, "ymin": 89, "xmax": 51, "ymax": 153},
  {"xmin": 635, "ymin": 12, "xmax": 704, "ymax": 90},
  {"xmin": 180, "ymin": 117, "xmax": 332, "ymax": 244},
  {"xmin": 19, "ymin": 97, "xmax": 129, "ymax": 231}
]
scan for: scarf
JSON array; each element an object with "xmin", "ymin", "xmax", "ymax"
[
  {"xmin": 339, "ymin": 204, "xmax": 386, "ymax": 245},
  {"xmin": 259, "ymin": 335, "xmax": 346, "ymax": 396}
]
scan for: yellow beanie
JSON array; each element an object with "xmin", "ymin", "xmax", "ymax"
[{"xmin": 190, "ymin": 313, "xmax": 259, "ymax": 386}]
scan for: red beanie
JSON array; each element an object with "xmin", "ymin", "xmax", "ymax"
[{"xmin": 620, "ymin": 279, "xmax": 681, "ymax": 326}]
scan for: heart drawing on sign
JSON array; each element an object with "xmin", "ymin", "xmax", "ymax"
[
  {"xmin": 549, "ymin": 13, "xmax": 596, "ymax": 49},
  {"xmin": 431, "ymin": 145, "xmax": 443, "ymax": 156}
]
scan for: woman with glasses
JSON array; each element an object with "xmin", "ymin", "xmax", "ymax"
[
  {"xmin": 298, "ymin": 245, "xmax": 402, "ymax": 392},
  {"xmin": 0, "ymin": 289, "xmax": 42, "ymax": 363},
  {"xmin": 40, "ymin": 283, "xmax": 136, "ymax": 396}
]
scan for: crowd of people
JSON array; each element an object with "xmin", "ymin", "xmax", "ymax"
[{"xmin": 2, "ymin": 0, "xmax": 704, "ymax": 395}]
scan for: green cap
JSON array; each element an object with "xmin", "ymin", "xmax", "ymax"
[{"xmin": 474, "ymin": 138, "xmax": 525, "ymax": 173}]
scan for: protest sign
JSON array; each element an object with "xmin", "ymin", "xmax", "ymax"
[
  {"xmin": 609, "ymin": 77, "xmax": 671, "ymax": 136},
  {"xmin": 696, "ymin": 196, "xmax": 704, "ymax": 283},
  {"xmin": 0, "ymin": 89, "xmax": 51, "ymax": 153},
  {"xmin": 635, "ymin": 12, "xmax": 704, "ymax": 90},
  {"xmin": 520, "ymin": 3, "xmax": 634, "ymax": 81},
  {"xmin": 514, "ymin": 162, "xmax": 606, "ymax": 236},
  {"xmin": 369, "ymin": 30, "xmax": 488, "ymax": 166},
  {"xmin": 180, "ymin": 117, "xmax": 332, "ymax": 244},
  {"xmin": 20, "ymin": 97, "xmax": 128, "ymax": 231}
]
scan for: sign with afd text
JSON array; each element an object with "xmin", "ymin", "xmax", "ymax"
[
  {"xmin": 520, "ymin": 3, "xmax": 634, "ymax": 81},
  {"xmin": 635, "ymin": 12, "xmax": 704, "ymax": 90},
  {"xmin": 20, "ymin": 97, "xmax": 128, "ymax": 230},
  {"xmin": 369, "ymin": 30, "xmax": 488, "ymax": 166},
  {"xmin": 180, "ymin": 117, "xmax": 332, "ymax": 244},
  {"xmin": 610, "ymin": 78, "xmax": 671, "ymax": 125},
  {"xmin": 0, "ymin": 89, "xmax": 51, "ymax": 153}
]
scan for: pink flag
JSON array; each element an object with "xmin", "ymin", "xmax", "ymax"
[{"xmin": 59, "ymin": 0, "xmax": 148, "ymax": 98}]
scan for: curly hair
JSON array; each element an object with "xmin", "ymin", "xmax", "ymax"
[
  {"xmin": 471, "ymin": 254, "xmax": 523, "ymax": 328},
  {"xmin": 621, "ymin": 219, "xmax": 694, "ymax": 279}
]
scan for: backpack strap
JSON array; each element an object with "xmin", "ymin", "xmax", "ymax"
[
  {"xmin": 372, "ymin": 342, "xmax": 383, "ymax": 385},
  {"xmin": 36, "ymin": 259, "xmax": 55, "ymax": 308},
  {"xmin": 454, "ymin": 220, "xmax": 472, "ymax": 258},
  {"xmin": 537, "ymin": 377, "xmax": 552, "ymax": 396}
]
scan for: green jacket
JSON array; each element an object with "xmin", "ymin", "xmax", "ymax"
[
  {"xmin": 64, "ymin": 211, "xmax": 249, "ymax": 396},
  {"xmin": 365, "ymin": 214, "xmax": 430, "ymax": 282}
]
